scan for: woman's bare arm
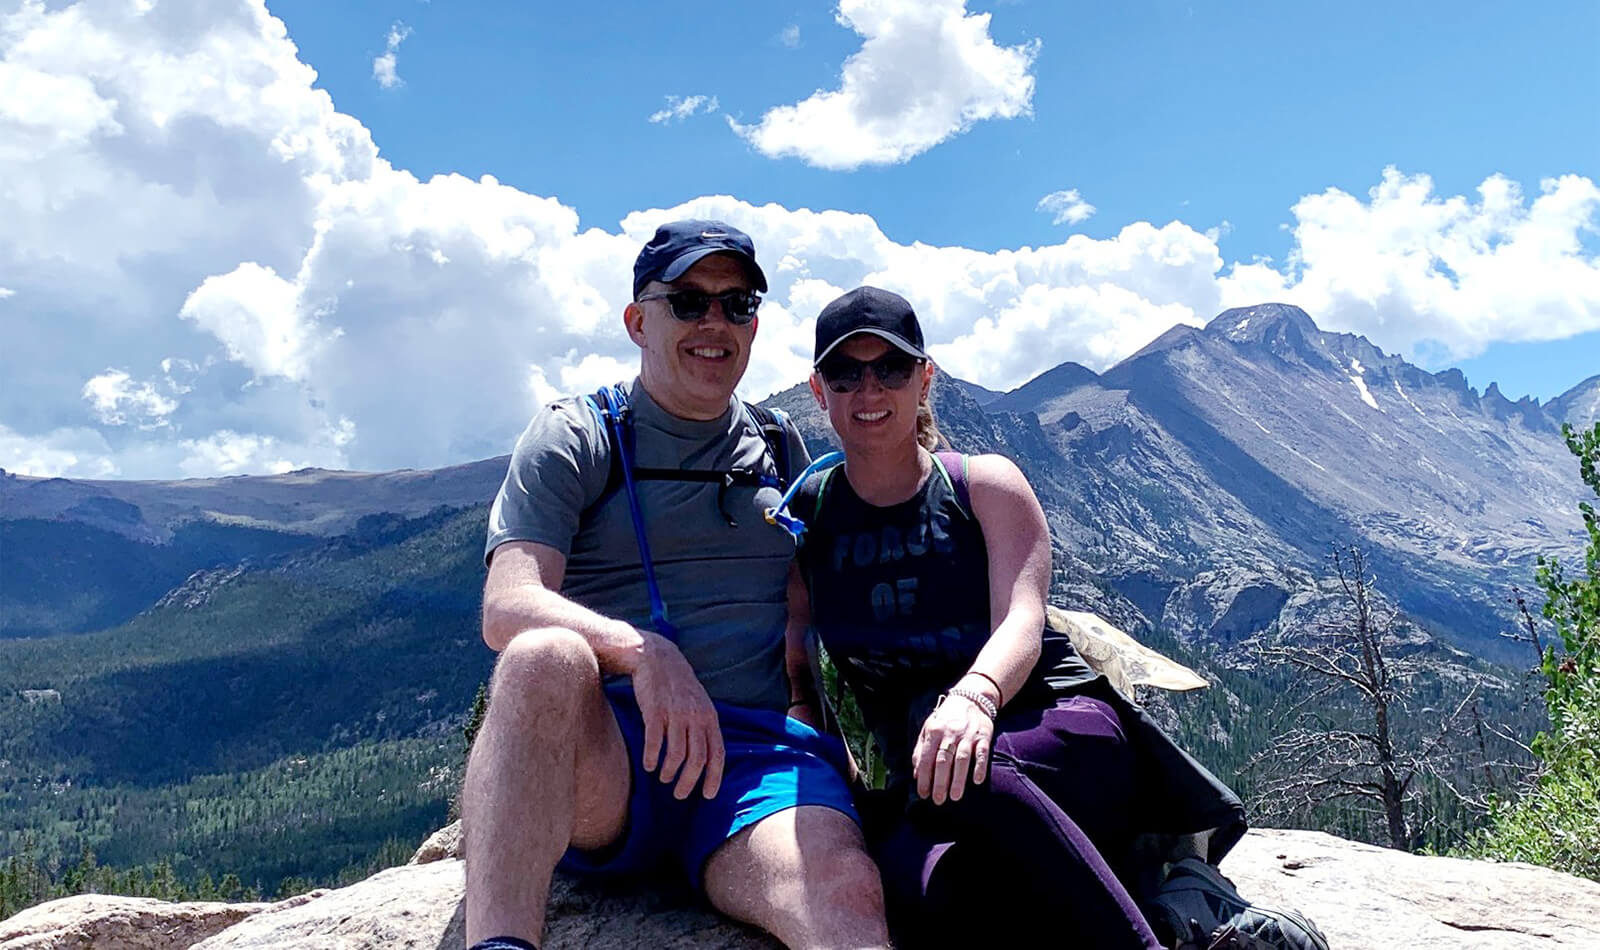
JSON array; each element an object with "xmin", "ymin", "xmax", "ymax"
[
  {"xmin": 961, "ymin": 453, "xmax": 1050, "ymax": 709},
  {"xmin": 912, "ymin": 452, "xmax": 1051, "ymax": 803}
]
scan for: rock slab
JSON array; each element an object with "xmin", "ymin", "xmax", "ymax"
[
  {"xmin": 0, "ymin": 892, "xmax": 319, "ymax": 950},
  {"xmin": 8, "ymin": 829, "xmax": 1600, "ymax": 949},
  {"xmin": 1223, "ymin": 829, "xmax": 1600, "ymax": 949},
  {"xmin": 192, "ymin": 858, "xmax": 775, "ymax": 950}
]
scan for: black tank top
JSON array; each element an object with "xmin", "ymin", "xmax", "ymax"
[{"xmin": 795, "ymin": 454, "xmax": 1092, "ymax": 788}]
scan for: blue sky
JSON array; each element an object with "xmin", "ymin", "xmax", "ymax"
[
  {"xmin": 272, "ymin": 0, "xmax": 1600, "ymax": 398},
  {"xmin": 1, "ymin": 0, "xmax": 1596, "ymax": 477}
]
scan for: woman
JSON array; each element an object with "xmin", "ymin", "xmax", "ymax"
[{"xmin": 780, "ymin": 287, "xmax": 1253, "ymax": 949}]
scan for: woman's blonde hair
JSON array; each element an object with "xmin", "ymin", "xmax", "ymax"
[{"xmin": 916, "ymin": 371, "xmax": 948, "ymax": 451}]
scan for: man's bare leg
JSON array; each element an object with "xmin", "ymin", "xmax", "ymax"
[
  {"xmin": 703, "ymin": 805, "xmax": 891, "ymax": 950},
  {"xmin": 462, "ymin": 627, "xmax": 631, "ymax": 945}
]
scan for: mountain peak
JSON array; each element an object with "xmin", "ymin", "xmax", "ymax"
[
  {"xmin": 1548, "ymin": 374, "xmax": 1600, "ymax": 428},
  {"xmin": 986, "ymin": 361, "xmax": 1100, "ymax": 415},
  {"xmin": 1120, "ymin": 323, "xmax": 1203, "ymax": 364},
  {"xmin": 1205, "ymin": 303, "xmax": 1320, "ymax": 344}
]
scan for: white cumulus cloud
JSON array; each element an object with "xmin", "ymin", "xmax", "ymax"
[
  {"xmin": 373, "ymin": 22, "xmax": 411, "ymax": 89},
  {"xmin": 731, "ymin": 0, "xmax": 1040, "ymax": 170},
  {"xmin": 177, "ymin": 430, "xmax": 305, "ymax": 477},
  {"xmin": 780, "ymin": 24, "xmax": 801, "ymax": 48},
  {"xmin": 82, "ymin": 369, "xmax": 179, "ymax": 428},
  {"xmin": 0, "ymin": 422, "xmax": 117, "ymax": 479},
  {"xmin": 1218, "ymin": 168, "xmax": 1600, "ymax": 360},
  {"xmin": 1037, "ymin": 189, "xmax": 1096, "ymax": 226},
  {"xmin": 179, "ymin": 262, "xmax": 319, "ymax": 382},
  {"xmin": 1, "ymin": 2, "xmax": 1597, "ymax": 480},
  {"xmin": 648, "ymin": 95, "xmax": 720, "ymax": 125}
]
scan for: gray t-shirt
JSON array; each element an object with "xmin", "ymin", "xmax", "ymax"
[{"xmin": 485, "ymin": 379, "xmax": 810, "ymax": 712}]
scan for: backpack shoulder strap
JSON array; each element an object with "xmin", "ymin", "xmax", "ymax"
[
  {"xmin": 742, "ymin": 402, "xmax": 794, "ymax": 487},
  {"xmin": 583, "ymin": 385, "xmax": 628, "ymax": 514},
  {"xmin": 933, "ymin": 450, "xmax": 971, "ymax": 516}
]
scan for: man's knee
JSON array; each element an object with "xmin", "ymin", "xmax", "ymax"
[
  {"xmin": 469, "ymin": 626, "xmax": 629, "ymax": 847},
  {"xmin": 772, "ymin": 809, "xmax": 886, "ymax": 919},
  {"xmin": 808, "ymin": 839, "xmax": 884, "ymax": 916},
  {"xmin": 490, "ymin": 626, "xmax": 601, "ymax": 712}
]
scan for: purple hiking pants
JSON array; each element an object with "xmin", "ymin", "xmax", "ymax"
[{"xmin": 869, "ymin": 694, "xmax": 1163, "ymax": 949}]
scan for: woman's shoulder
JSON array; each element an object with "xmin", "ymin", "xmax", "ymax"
[
  {"xmin": 957, "ymin": 452, "xmax": 1026, "ymax": 485},
  {"xmin": 957, "ymin": 452, "xmax": 1038, "ymax": 510}
]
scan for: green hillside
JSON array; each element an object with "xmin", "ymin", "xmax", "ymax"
[
  {"xmin": 1, "ymin": 518, "xmax": 324, "ymax": 638},
  {"xmin": 1, "ymin": 506, "xmax": 496, "ymax": 905}
]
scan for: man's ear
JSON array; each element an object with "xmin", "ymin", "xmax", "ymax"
[
  {"xmin": 808, "ymin": 373, "xmax": 826, "ymax": 409},
  {"xmin": 623, "ymin": 302, "xmax": 647, "ymax": 347}
]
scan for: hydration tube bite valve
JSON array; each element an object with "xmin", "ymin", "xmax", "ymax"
[{"xmin": 764, "ymin": 451, "xmax": 844, "ymax": 539}]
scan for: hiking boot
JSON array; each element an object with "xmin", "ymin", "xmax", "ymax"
[{"xmin": 1150, "ymin": 857, "xmax": 1330, "ymax": 950}]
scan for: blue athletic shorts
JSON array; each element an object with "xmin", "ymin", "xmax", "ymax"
[{"xmin": 558, "ymin": 683, "xmax": 860, "ymax": 892}]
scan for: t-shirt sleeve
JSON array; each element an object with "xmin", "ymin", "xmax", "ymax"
[{"xmin": 484, "ymin": 398, "xmax": 609, "ymax": 566}]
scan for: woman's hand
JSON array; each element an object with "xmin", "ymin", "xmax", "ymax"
[{"xmin": 912, "ymin": 692, "xmax": 994, "ymax": 804}]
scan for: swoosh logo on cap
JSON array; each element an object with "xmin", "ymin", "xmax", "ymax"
[{"xmin": 701, "ymin": 230, "xmax": 728, "ymax": 238}]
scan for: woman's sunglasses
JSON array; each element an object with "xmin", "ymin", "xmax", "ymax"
[
  {"xmin": 817, "ymin": 352, "xmax": 924, "ymax": 394},
  {"xmin": 635, "ymin": 289, "xmax": 762, "ymax": 325}
]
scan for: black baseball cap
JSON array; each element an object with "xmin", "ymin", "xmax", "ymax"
[
  {"xmin": 632, "ymin": 219, "xmax": 768, "ymax": 297},
  {"xmin": 813, "ymin": 286, "xmax": 928, "ymax": 365}
]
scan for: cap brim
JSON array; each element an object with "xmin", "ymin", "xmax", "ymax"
[
  {"xmin": 814, "ymin": 328, "xmax": 928, "ymax": 365},
  {"xmin": 659, "ymin": 248, "xmax": 769, "ymax": 292}
]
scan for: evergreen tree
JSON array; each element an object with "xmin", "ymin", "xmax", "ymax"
[
  {"xmin": 217, "ymin": 872, "xmax": 249, "ymax": 902},
  {"xmin": 462, "ymin": 681, "xmax": 489, "ymax": 754}
]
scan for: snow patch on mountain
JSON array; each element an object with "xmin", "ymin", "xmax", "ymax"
[
  {"xmin": 1348, "ymin": 359, "xmax": 1382, "ymax": 411},
  {"xmin": 1392, "ymin": 380, "xmax": 1426, "ymax": 416}
]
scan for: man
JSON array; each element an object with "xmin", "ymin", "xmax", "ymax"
[{"xmin": 462, "ymin": 220, "xmax": 890, "ymax": 950}]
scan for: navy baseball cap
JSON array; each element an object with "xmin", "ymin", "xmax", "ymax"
[
  {"xmin": 813, "ymin": 286, "xmax": 928, "ymax": 365},
  {"xmin": 632, "ymin": 219, "xmax": 768, "ymax": 297}
]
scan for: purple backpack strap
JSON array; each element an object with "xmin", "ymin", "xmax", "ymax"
[{"xmin": 935, "ymin": 451, "xmax": 971, "ymax": 514}]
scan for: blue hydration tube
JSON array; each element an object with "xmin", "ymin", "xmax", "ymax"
[
  {"xmin": 598, "ymin": 388, "xmax": 678, "ymax": 640},
  {"xmin": 764, "ymin": 451, "xmax": 844, "ymax": 539}
]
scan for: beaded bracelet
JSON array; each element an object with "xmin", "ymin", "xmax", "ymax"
[
  {"xmin": 966, "ymin": 670, "xmax": 1005, "ymax": 707},
  {"xmin": 947, "ymin": 686, "xmax": 998, "ymax": 720}
]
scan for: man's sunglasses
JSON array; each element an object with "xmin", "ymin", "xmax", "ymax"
[
  {"xmin": 817, "ymin": 352, "xmax": 924, "ymax": 394},
  {"xmin": 636, "ymin": 289, "xmax": 761, "ymax": 325}
]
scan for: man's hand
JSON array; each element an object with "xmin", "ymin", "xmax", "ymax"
[
  {"xmin": 629, "ymin": 631, "xmax": 725, "ymax": 800},
  {"xmin": 912, "ymin": 693, "xmax": 994, "ymax": 805}
]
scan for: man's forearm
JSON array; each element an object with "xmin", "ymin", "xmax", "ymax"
[
  {"xmin": 783, "ymin": 621, "xmax": 817, "ymax": 704},
  {"xmin": 483, "ymin": 583, "xmax": 655, "ymax": 676},
  {"xmin": 782, "ymin": 561, "xmax": 816, "ymax": 704}
]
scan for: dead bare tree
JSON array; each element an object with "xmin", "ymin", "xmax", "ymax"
[{"xmin": 1247, "ymin": 546, "xmax": 1483, "ymax": 851}]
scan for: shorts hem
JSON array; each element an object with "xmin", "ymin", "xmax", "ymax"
[{"xmin": 688, "ymin": 800, "xmax": 862, "ymax": 892}]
